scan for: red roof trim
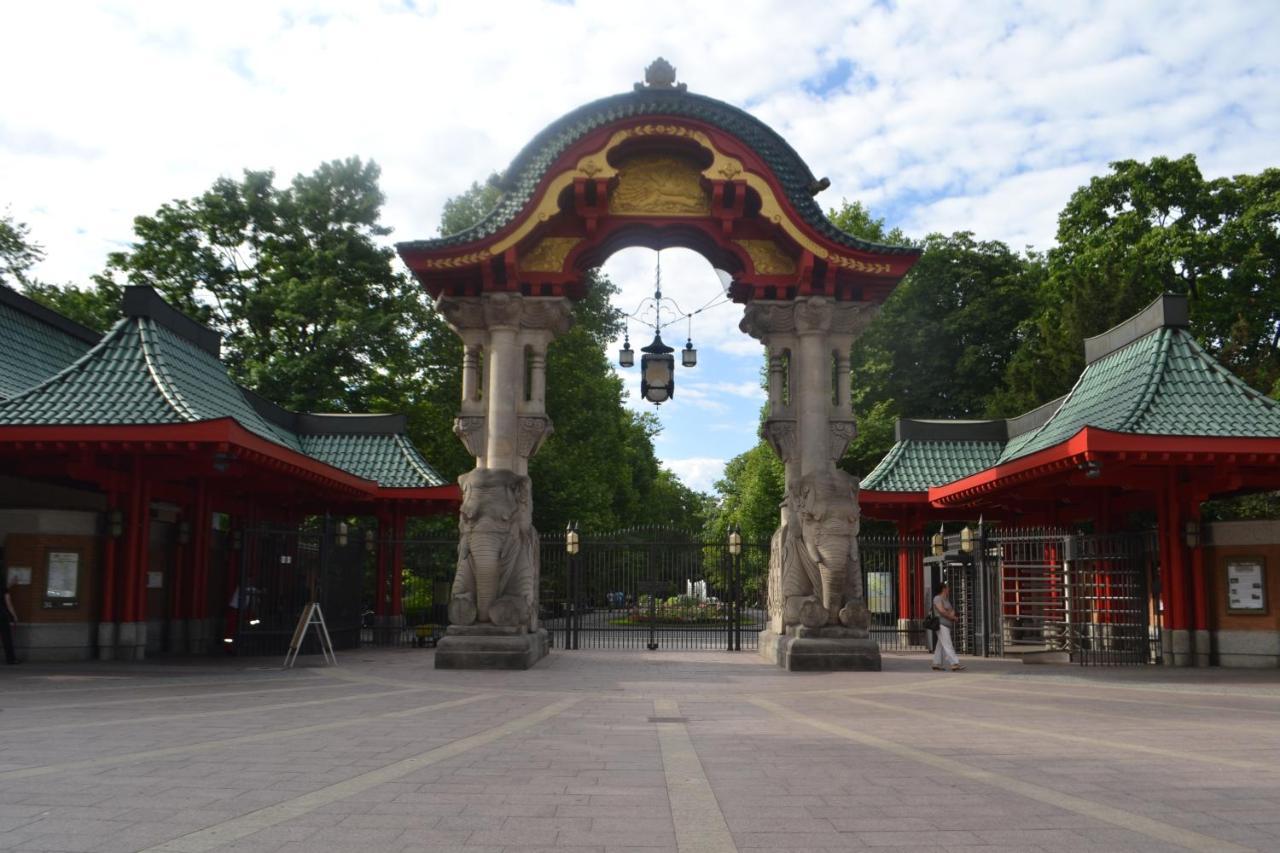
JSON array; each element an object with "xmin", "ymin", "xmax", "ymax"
[
  {"xmin": 858, "ymin": 489, "xmax": 929, "ymax": 505},
  {"xmin": 376, "ymin": 484, "xmax": 462, "ymax": 504},
  {"xmin": 928, "ymin": 426, "xmax": 1280, "ymax": 506},
  {"xmin": 0, "ymin": 419, "xmax": 377, "ymax": 497}
]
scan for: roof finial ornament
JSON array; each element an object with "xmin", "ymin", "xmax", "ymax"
[{"xmin": 636, "ymin": 57, "xmax": 687, "ymax": 92}]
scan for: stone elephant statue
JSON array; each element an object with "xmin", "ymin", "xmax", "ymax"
[
  {"xmin": 775, "ymin": 468, "xmax": 869, "ymax": 633},
  {"xmin": 449, "ymin": 468, "xmax": 539, "ymax": 631}
]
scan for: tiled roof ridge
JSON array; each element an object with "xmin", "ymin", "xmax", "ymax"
[
  {"xmin": 138, "ymin": 318, "xmax": 201, "ymax": 423},
  {"xmin": 860, "ymin": 438, "xmax": 908, "ymax": 490},
  {"xmin": 0, "ymin": 284, "xmax": 101, "ymax": 345},
  {"xmin": 393, "ymin": 433, "xmax": 444, "ymax": 485},
  {"xmin": 0, "ymin": 317, "xmax": 128, "ymax": 408},
  {"xmin": 1116, "ymin": 327, "xmax": 1173, "ymax": 433},
  {"xmin": 1165, "ymin": 329, "xmax": 1280, "ymax": 414}
]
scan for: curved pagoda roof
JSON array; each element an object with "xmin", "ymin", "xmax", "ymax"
[
  {"xmin": 861, "ymin": 294, "xmax": 1280, "ymax": 513},
  {"xmin": 0, "ymin": 287, "xmax": 447, "ymax": 495},
  {"xmin": 0, "ymin": 285, "xmax": 97, "ymax": 400},
  {"xmin": 398, "ymin": 59, "xmax": 920, "ymax": 305},
  {"xmin": 400, "ymin": 84, "xmax": 916, "ymax": 259}
]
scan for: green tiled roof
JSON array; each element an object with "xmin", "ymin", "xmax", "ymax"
[
  {"xmin": 862, "ymin": 439, "xmax": 1005, "ymax": 492},
  {"xmin": 998, "ymin": 327, "xmax": 1280, "ymax": 464},
  {"xmin": 0, "ymin": 292, "xmax": 447, "ymax": 491},
  {"xmin": 398, "ymin": 88, "xmax": 920, "ymax": 258},
  {"xmin": 303, "ymin": 433, "xmax": 446, "ymax": 488},
  {"xmin": 0, "ymin": 287, "xmax": 95, "ymax": 400}
]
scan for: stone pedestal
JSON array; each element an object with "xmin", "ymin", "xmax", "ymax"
[
  {"xmin": 116, "ymin": 621, "xmax": 146, "ymax": 661},
  {"xmin": 434, "ymin": 625, "xmax": 550, "ymax": 670},
  {"xmin": 759, "ymin": 627, "xmax": 881, "ymax": 672},
  {"xmin": 97, "ymin": 621, "xmax": 118, "ymax": 661}
]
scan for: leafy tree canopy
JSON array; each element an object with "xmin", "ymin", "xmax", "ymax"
[{"xmin": 1, "ymin": 211, "xmax": 44, "ymax": 290}]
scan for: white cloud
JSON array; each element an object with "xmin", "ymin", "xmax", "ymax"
[
  {"xmin": 3, "ymin": 0, "xmax": 1276, "ymax": 474},
  {"xmin": 663, "ymin": 457, "xmax": 727, "ymax": 494}
]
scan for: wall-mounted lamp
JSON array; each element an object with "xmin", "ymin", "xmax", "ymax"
[
  {"xmin": 107, "ymin": 509, "xmax": 124, "ymax": 538},
  {"xmin": 335, "ymin": 521, "xmax": 349, "ymax": 547},
  {"xmin": 930, "ymin": 528, "xmax": 945, "ymax": 557},
  {"xmin": 959, "ymin": 525, "xmax": 975, "ymax": 554},
  {"xmin": 727, "ymin": 524, "xmax": 742, "ymax": 556},
  {"xmin": 1184, "ymin": 519, "xmax": 1200, "ymax": 548},
  {"xmin": 565, "ymin": 521, "xmax": 580, "ymax": 555}
]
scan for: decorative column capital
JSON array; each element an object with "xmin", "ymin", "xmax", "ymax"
[
  {"xmin": 762, "ymin": 417, "xmax": 798, "ymax": 464},
  {"xmin": 517, "ymin": 415, "xmax": 554, "ymax": 459},
  {"xmin": 438, "ymin": 294, "xmax": 575, "ymax": 337}
]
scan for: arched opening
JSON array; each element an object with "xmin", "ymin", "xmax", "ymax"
[{"xmin": 600, "ymin": 245, "xmax": 764, "ymax": 495}]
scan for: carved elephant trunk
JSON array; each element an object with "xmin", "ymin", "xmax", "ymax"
[{"xmin": 465, "ymin": 527, "xmax": 509, "ymax": 621}]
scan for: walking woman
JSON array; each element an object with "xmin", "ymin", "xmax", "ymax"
[{"xmin": 931, "ymin": 580, "xmax": 964, "ymax": 672}]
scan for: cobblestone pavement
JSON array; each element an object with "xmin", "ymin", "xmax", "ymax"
[{"xmin": 2, "ymin": 649, "xmax": 1279, "ymax": 852}]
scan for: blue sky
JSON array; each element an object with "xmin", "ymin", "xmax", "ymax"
[{"xmin": 2, "ymin": 0, "xmax": 1277, "ymax": 492}]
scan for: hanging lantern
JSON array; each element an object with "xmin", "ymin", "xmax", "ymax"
[
  {"xmin": 682, "ymin": 336, "xmax": 697, "ymax": 367},
  {"xmin": 619, "ymin": 334, "xmax": 634, "ymax": 368},
  {"xmin": 640, "ymin": 334, "xmax": 675, "ymax": 405}
]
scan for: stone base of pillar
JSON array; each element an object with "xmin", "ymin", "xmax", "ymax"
[
  {"xmin": 115, "ymin": 621, "xmax": 147, "ymax": 661},
  {"xmin": 168, "ymin": 618, "xmax": 188, "ymax": 654},
  {"xmin": 434, "ymin": 625, "xmax": 549, "ymax": 670},
  {"xmin": 187, "ymin": 618, "xmax": 210, "ymax": 655},
  {"xmin": 759, "ymin": 627, "xmax": 882, "ymax": 672},
  {"xmin": 97, "ymin": 622, "xmax": 118, "ymax": 661},
  {"xmin": 1165, "ymin": 628, "xmax": 1193, "ymax": 667},
  {"xmin": 1192, "ymin": 629, "xmax": 1211, "ymax": 667}
]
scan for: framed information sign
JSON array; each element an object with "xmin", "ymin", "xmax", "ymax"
[
  {"xmin": 45, "ymin": 550, "xmax": 80, "ymax": 608},
  {"xmin": 1226, "ymin": 559, "xmax": 1266, "ymax": 614}
]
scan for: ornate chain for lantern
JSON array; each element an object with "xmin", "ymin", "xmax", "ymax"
[{"xmin": 616, "ymin": 251, "xmax": 709, "ymax": 406}]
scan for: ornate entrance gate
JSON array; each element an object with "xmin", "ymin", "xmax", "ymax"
[
  {"xmin": 394, "ymin": 59, "xmax": 921, "ymax": 669},
  {"xmin": 541, "ymin": 528, "xmax": 767, "ymax": 651}
]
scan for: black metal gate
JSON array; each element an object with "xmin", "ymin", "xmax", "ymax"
[
  {"xmin": 928, "ymin": 527, "xmax": 1162, "ymax": 665},
  {"xmin": 233, "ymin": 521, "xmax": 365, "ymax": 656},
  {"xmin": 992, "ymin": 528, "xmax": 1161, "ymax": 665},
  {"xmin": 541, "ymin": 527, "xmax": 767, "ymax": 651}
]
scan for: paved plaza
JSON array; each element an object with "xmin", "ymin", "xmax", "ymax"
[{"xmin": 1, "ymin": 650, "xmax": 1279, "ymax": 853}]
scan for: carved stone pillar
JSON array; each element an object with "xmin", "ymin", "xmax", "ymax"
[
  {"xmin": 434, "ymin": 293, "xmax": 572, "ymax": 670},
  {"xmin": 741, "ymin": 296, "xmax": 882, "ymax": 671}
]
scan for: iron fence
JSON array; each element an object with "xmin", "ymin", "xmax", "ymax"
[{"xmin": 232, "ymin": 521, "xmax": 365, "ymax": 657}]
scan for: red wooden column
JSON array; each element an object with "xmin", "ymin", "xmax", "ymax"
[
  {"xmin": 374, "ymin": 510, "xmax": 390, "ymax": 619},
  {"xmin": 390, "ymin": 505, "xmax": 405, "ymax": 621},
  {"xmin": 1157, "ymin": 471, "xmax": 1191, "ymax": 664},
  {"xmin": 896, "ymin": 517, "xmax": 913, "ymax": 620},
  {"xmin": 1187, "ymin": 497, "xmax": 1208, "ymax": 665},
  {"xmin": 100, "ymin": 490, "xmax": 120, "ymax": 625}
]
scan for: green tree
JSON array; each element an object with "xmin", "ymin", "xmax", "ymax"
[
  {"xmin": 1, "ymin": 211, "xmax": 44, "ymax": 289},
  {"xmin": 828, "ymin": 199, "xmax": 914, "ymax": 246},
  {"xmin": 999, "ymin": 155, "xmax": 1280, "ymax": 412},
  {"xmin": 77, "ymin": 158, "xmax": 430, "ymax": 414},
  {"xmin": 439, "ymin": 175, "xmax": 503, "ymax": 237}
]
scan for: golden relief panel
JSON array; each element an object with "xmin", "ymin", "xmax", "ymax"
[
  {"xmin": 608, "ymin": 154, "xmax": 711, "ymax": 217},
  {"xmin": 734, "ymin": 239, "xmax": 797, "ymax": 275},
  {"xmin": 518, "ymin": 237, "xmax": 582, "ymax": 273}
]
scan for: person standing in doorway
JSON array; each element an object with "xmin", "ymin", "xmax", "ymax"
[
  {"xmin": 1, "ymin": 579, "xmax": 18, "ymax": 664},
  {"xmin": 931, "ymin": 581, "xmax": 964, "ymax": 672}
]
